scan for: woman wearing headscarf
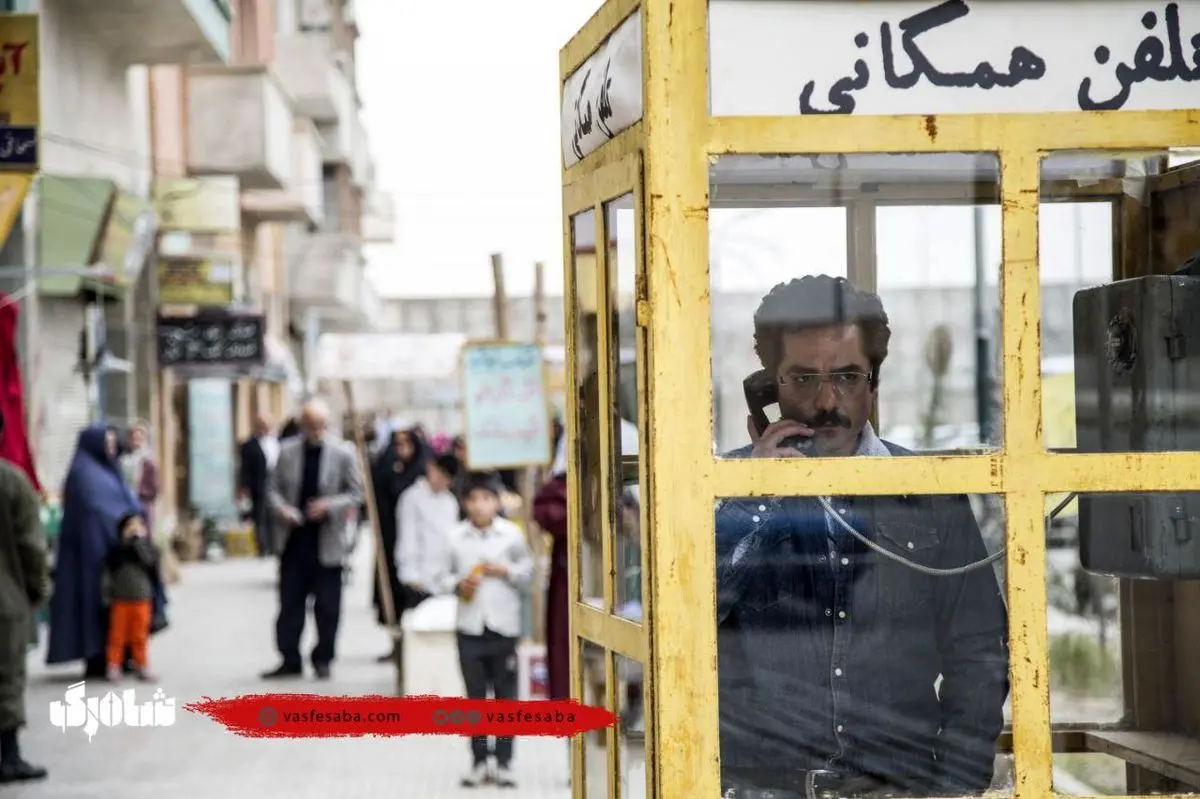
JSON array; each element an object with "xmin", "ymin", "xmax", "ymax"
[
  {"xmin": 47, "ymin": 425, "xmax": 167, "ymax": 678},
  {"xmin": 120, "ymin": 423, "xmax": 160, "ymax": 539},
  {"xmin": 532, "ymin": 433, "xmax": 570, "ymax": 703},
  {"xmin": 371, "ymin": 426, "xmax": 429, "ymax": 659}
]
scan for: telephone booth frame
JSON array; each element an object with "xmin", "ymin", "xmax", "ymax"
[{"xmin": 559, "ymin": 2, "xmax": 1200, "ymax": 797}]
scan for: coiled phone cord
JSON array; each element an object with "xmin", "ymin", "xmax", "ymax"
[{"xmin": 816, "ymin": 492, "xmax": 1078, "ymax": 577}]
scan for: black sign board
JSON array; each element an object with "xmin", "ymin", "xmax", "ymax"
[{"xmin": 156, "ymin": 312, "xmax": 265, "ymax": 369}]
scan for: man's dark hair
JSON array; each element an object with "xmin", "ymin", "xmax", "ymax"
[
  {"xmin": 432, "ymin": 454, "xmax": 461, "ymax": 480},
  {"xmin": 752, "ymin": 275, "xmax": 891, "ymax": 387}
]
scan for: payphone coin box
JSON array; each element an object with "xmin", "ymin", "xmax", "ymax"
[{"xmin": 1073, "ymin": 275, "xmax": 1200, "ymax": 579}]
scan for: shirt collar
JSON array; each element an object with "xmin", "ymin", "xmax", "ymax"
[{"xmin": 854, "ymin": 421, "xmax": 891, "ymax": 457}]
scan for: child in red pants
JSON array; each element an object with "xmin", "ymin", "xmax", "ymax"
[{"xmin": 104, "ymin": 515, "xmax": 159, "ymax": 682}]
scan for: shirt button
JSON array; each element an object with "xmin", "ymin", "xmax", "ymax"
[
  {"xmin": 837, "ymin": 724, "xmax": 845, "ymax": 733},
  {"xmin": 819, "ymin": 556, "xmax": 827, "ymax": 562},
  {"xmin": 840, "ymin": 557, "xmax": 849, "ymax": 566},
  {"xmin": 838, "ymin": 508, "xmax": 847, "ymax": 515},
  {"xmin": 751, "ymin": 515, "xmax": 760, "ymax": 523},
  {"xmin": 907, "ymin": 541, "xmax": 915, "ymax": 550},
  {"xmin": 834, "ymin": 668, "xmax": 843, "ymax": 676},
  {"xmin": 758, "ymin": 505, "xmax": 766, "ymax": 512},
  {"xmin": 838, "ymin": 610, "xmax": 847, "ymax": 619},
  {"xmin": 825, "ymin": 609, "xmax": 832, "ymax": 616}
]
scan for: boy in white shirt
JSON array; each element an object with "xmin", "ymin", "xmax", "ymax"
[
  {"xmin": 396, "ymin": 455, "xmax": 461, "ymax": 606},
  {"xmin": 442, "ymin": 472, "xmax": 533, "ymax": 789}
]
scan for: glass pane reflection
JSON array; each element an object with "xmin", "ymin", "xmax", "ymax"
[
  {"xmin": 715, "ymin": 491, "xmax": 1010, "ymax": 797},
  {"xmin": 605, "ymin": 194, "xmax": 643, "ymax": 620},
  {"xmin": 1050, "ymin": 490, "xmax": 1199, "ymax": 796},
  {"xmin": 572, "ymin": 209, "xmax": 605, "ymax": 609},
  {"xmin": 710, "ymin": 153, "xmax": 1005, "ymax": 458},
  {"xmin": 616, "ymin": 654, "xmax": 647, "ymax": 798},
  {"xmin": 581, "ymin": 639, "xmax": 609, "ymax": 799}
]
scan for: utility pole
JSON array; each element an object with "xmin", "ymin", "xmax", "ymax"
[{"xmin": 490, "ymin": 252, "xmax": 509, "ymax": 340}]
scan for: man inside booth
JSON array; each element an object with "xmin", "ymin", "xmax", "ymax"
[{"xmin": 716, "ymin": 275, "xmax": 1009, "ymax": 798}]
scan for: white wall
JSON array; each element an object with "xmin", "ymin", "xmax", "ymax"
[{"xmin": 36, "ymin": 0, "xmax": 145, "ymax": 189}]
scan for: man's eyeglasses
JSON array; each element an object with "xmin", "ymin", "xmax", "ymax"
[{"xmin": 778, "ymin": 371, "xmax": 872, "ymax": 396}]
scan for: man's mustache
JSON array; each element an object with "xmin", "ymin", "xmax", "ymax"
[{"xmin": 805, "ymin": 411, "xmax": 852, "ymax": 429}]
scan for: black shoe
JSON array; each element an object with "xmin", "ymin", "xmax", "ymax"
[
  {"xmin": 261, "ymin": 663, "xmax": 303, "ymax": 680},
  {"xmin": 0, "ymin": 758, "xmax": 47, "ymax": 783},
  {"xmin": 313, "ymin": 662, "xmax": 331, "ymax": 680}
]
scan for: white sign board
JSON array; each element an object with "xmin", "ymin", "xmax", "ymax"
[
  {"xmin": 314, "ymin": 333, "xmax": 466, "ymax": 381},
  {"xmin": 461, "ymin": 343, "xmax": 552, "ymax": 470},
  {"xmin": 561, "ymin": 11, "xmax": 643, "ymax": 168},
  {"xmin": 710, "ymin": 0, "xmax": 1200, "ymax": 117}
]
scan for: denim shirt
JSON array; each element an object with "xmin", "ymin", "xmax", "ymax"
[{"xmin": 715, "ymin": 440, "xmax": 1009, "ymax": 794}]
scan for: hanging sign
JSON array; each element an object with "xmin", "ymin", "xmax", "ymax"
[
  {"xmin": 560, "ymin": 11, "xmax": 642, "ymax": 169},
  {"xmin": 156, "ymin": 312, "xmax": 265, "ymax": 369},
  {"xmin": 0, "ymin": 15, "xmax": 38, "ymax": 172},
  {"xmin": 709, "ymin": 0, "xmax": 1200, "ymax": 117},
  {"xmin": 461, "ymin": 342, "xmax": 552, "ymax": 470}
]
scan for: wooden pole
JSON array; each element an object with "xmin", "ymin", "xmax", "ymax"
[
  {"xmin": 490, "ymin": 253, "xmax": 509, "ymax": 340},
  {"xmin": 524, "ymin": 261, "xmax": 547, "ymax": 644},
  {"xmin": 341, "ymin": 380, "xmax": 401, "ymax": 692}
]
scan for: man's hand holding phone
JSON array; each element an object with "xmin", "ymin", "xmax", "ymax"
[{"xmin": 748, "ymin": 416, "xmax": 815, "ymax": 458}]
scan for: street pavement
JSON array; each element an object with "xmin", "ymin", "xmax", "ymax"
[{"xmin": 14, "ymin": 538, "xmax": 579, "ymax": 799}]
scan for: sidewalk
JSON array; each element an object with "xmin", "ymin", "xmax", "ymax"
[{"xmin": 16, "ymin": 537, "xmax": 575, "ymax": 799}]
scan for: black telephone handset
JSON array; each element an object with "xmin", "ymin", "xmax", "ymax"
[{"xmin": 742, "ymin": 370, "xmax": 814, "ymax": 454}]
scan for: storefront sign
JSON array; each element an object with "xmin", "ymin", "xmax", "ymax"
[
  {"xmin": 709, "ymin": 0, "xmax": 1200, "ymax": 117},
  {"xmin": 560, "ymin": 11, "xmax": 642, "ymax": 168},
  {"xmin": 156, "ymin": 312, "xmax": 265, "ymax": 369},
  {"xmin": 0, "ymin": 15, "xmax": 38, "ymax": 172},
  {"xmin": 157, "ymin": 259, "xmax": 235, "ymax": 306},
  {"xmin": 460, "ymin": 342, "xmax": 552, "ymax": 470}
]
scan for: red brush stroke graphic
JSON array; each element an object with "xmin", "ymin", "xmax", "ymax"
[{"xmin": 184, "ymin": 694, "xmax": 617, "ymax": 739}]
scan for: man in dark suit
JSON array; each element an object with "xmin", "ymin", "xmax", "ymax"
[{"xmin": 239, "ymin": 414, "xmax": 279, "ymax": 558}]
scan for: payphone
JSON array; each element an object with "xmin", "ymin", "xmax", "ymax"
[{"xmin": 1073, "ymin": 273, "xmax": 1200, "ymax": 578}]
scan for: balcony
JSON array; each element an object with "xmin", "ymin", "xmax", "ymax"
[
  {"xmin": 58, "ymin": 0, "xmax": 231, "ymax": 66},
  {"xmin": 287, "ymin": 229, "xmax": 372, "ymax": 323},
  {"xmin": 187, "ymin": 66, "xmax": 294, "ymax": 190},
  {"xmin": 241, "ymin": 118, "xmax": 323, "ymax": 226},
  {"xmin": 362, "ymin": 189, "xmax": 395, "ymax": 244},
  {"xmin": 273, "ymin": 32, "xmax": 355, "ymax": 122}
]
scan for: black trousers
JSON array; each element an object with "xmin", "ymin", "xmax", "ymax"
[
  {"xmin": 252, "ymin": 497, "xmax": 274, "ymax": 557},
  {"xmin": 457, "ymin": 630, "xmax": 518, "ymax": 766},
  {"xmin": 276, "ymin": 534, "xmax": 343, "ymax": 668}
]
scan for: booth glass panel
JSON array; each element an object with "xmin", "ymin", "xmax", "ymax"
[
  {"xmin": 714, "ymin": 491, "xmax": 1010, "ymax": 797},
  {"xmin": 605, "ymin": 193, "xmax": 643, "ymax": 620},
  {"xmin": 615, "ymin": 653, "xmax": 647, "ymax": 798},
  {"xmin": 709, "ymin": 153, "xmax": 1004, "ymax": 459},
  {"xmin": 573, "ymin": 208, "xmax": 605, "ymax": 609},
  {"xmin": 581, "ymin": 639, "xmax": 610, "ymax": 799},
  {"xmin": 1040, "ymin": 151, "xmax": 1200, "ymax": 457},
  {"xmin": 1049, "ymin": 489, "xmax": 1200, "ymax": 796}
]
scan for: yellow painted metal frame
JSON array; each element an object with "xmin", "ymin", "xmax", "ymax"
[
  {"xmin": 564, "ymin": 150, "xmax": 651, "ymax": 799},
  {"xmin": 562, "ymin": 2, "xmax": 1200, "ymax": 798}
]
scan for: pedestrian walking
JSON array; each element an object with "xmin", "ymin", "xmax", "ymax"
[
  {"xmin": 262, "ymin": 398, "xmax": 363, "ymax": 681},
  {"xmin": 443, "ymin": 472, "xmax": 533, "ymax": 789}
]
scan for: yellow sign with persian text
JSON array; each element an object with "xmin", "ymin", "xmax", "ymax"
[{"xmin": 0, "ymin": 15, "xmax": 39, "ymax": 172}]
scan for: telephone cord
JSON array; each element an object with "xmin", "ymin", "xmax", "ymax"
[{"xmin": 815, "ymin": 492, "xmax": 1077, "ymax": 577}]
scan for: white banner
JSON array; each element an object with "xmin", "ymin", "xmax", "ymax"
[
  {"xmin": 561, "ymin": 11, "xmax": 643, "ymax": 168},
  {"xmin": 710, "ymin": 0, "xmax": 1200, "ymax": 117},
  {"xmin": 314, "ymin": 333, "xmax": 467, "ymax": 381}
]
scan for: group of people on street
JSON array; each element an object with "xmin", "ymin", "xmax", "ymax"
[{"xmin": 0, "ymin": 413, "xmax": 166, "ymax": 785}]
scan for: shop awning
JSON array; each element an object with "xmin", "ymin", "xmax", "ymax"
[{"xmin": 36, "ymin": 175, "xmax": 120, "ymax": 298}]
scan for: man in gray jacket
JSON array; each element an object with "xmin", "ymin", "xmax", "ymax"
[{"xmin": 263, "ymin": 398, "xmax": 363, "ymax": 680}]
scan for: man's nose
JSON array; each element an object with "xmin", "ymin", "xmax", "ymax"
[{"xmin": 814, "ymin": 379, "xmax": 839, "ymax": 410}]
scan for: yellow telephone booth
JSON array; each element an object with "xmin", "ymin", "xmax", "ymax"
[{"xmin": 560, "ymin": 2, "xmax": 1200, "ymax": 797}]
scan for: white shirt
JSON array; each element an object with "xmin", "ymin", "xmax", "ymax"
[
  {"xmin": 258, "ymin": 435, "xmax": 280, "ymax": 471},
  {"xmin": 396, "ymin": 478, "xmax": 461, "ymax": 588},
  {"xmin": 439, "ymin": 516, "xmax": 533, "ymax": 638}
]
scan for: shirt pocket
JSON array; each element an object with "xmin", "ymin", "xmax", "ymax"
[{"xmin": 872, "ymin": 521, "xmax": 942, "ymax": 619}]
